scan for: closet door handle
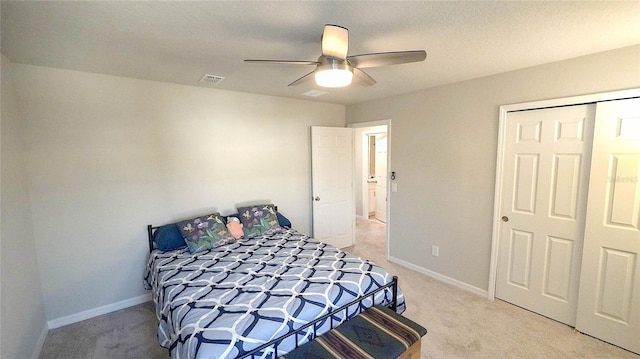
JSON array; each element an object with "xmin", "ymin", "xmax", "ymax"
[
  {"xmin": 314, "ymin": 196, "xmax": 321, "ymax": 201},
  {"xmin": 502, "ymin": 216, "xmax": 509, "ymax": 222}
]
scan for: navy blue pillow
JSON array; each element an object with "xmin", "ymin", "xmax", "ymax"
[
  {"xmin": 276, "ymin": 212, "xmax": 292, "ymax": 228},
  {"xmin": 153, "ymin": 223, "xmax": 187, "ymax": 251}
]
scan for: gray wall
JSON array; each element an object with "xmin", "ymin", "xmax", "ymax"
[
  {"xmin": 10, "ymin": 63, "xmax": 345, "ymax": 322},
  {"xmin": 1, "ymin": 55, "xmax": 48, "ymax": 358},
  {"xmin": 346, "ymin": 45, "xmax": 640, "ymax": 291}
]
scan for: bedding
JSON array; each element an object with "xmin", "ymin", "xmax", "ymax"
[{"xmin": 144, "ymin": 227, "xmax": 405, "ymax": 359}]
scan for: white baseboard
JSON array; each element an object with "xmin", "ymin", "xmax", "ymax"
[
  {"xmin": 388, "ymin": 255, "xmax": 488, "ymax": 297},
  {"xmin": 31, "ymin": 324, "xmax": 49, "ymax": 359},
  {"xmin": 48, "ymin": 293, "xmax": 151, "ymax": 329}
]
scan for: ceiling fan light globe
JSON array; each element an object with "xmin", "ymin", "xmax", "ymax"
[{"xmin": 315, "ymin": 69, "xmax": 353, "ymax": 88}]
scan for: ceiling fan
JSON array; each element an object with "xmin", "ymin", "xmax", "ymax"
[{"xmin": 244, "ymin": 24, "xmax": 427, "ymax": 88}]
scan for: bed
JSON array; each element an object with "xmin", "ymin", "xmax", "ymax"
[{"xmin": 144, "ymin": 212, "xmax": 405, "ymax": 359}]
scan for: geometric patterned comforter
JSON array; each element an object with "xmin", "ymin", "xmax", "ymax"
[{"xmin": 144, "ymin": 228, "xmax": 405, "ymax": 359}]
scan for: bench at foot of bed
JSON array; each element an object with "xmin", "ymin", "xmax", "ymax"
[{"xmin": 280, "ymin": 305, "xmax": 427, "ymax": 359}]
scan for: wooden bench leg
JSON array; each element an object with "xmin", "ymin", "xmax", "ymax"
[{"xmin": 397, "ymin": 339, "xmax": 421, "ymax": 359}]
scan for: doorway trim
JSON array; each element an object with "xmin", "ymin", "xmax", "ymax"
[
  {"xmin": 348, "ymin": 119, "xmax": 392, "ymax": 259},
  {"xmin": 488, "ymin": 88, "xmax": 640, "ymax": 300}
]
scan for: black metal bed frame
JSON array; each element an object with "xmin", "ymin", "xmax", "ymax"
[
  {"xmin": 146, "ymin": 223, "xmax": 399, "ymax": 359},
  {"xmin": 147, "ymin": 224, "xmax": 159, "ymax": 252},
  {"xmin": 238, "ymin": 275, "xmax": 399, "ymax": 358}
]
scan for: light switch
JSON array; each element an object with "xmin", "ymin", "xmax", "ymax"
[{"xmin": 391, "ymin": 183, "xmax": 398, "ymax": 192}]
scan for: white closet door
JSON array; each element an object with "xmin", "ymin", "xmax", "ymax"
[
  {"xmin": 496, "ymin": 105, "xmax": 594, "ymax": 325},
  {"xmin": 576, "ymin": 98, "xmax": 640, "ymax": 354}
]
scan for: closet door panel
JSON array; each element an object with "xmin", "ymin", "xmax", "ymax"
[
  {"xmin": 496, "ymin": 105, "xmax": 594, "ymax": 326},
  {"xmin": 576, "ymin": 98, "xmax": 640, "ymax": 354}
]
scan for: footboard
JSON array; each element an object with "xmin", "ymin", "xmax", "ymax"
[{"xmin": 239, "ymin": 275, "xmax": 399, "ymax": 359}]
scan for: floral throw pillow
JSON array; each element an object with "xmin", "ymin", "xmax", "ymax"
[
  {"xmin": 177, "ymin": 213, "xmax": 233, "ymax": 254},
  {"xmin": 237, "ymin": 204, "xmax": 281, "ymax": 238}
]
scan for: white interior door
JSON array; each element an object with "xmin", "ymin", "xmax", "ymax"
[
  {"xmin": 576, "ymin": 98, "xmax": 640, "ymax": 354},
  {"xmin": 374, "ymin": 134, "xmax": 387, "ymax": 223},
  {"xmin": 311, "ymin": 126, "xmax": 355, "ymax": 248},
  {"xmin": 496, "ymin": 105, "xmax": 595, "ymax": 325}
]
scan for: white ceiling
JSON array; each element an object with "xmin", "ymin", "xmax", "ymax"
[{"xmin": 2, "ymin": 1, "xmax": 639, "ymax": 105}]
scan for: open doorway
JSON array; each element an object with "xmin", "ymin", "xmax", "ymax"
[
  {"xmin": 349, "ymin": 120, "xmax": 391, "ymax": 257},
  {"xmin": 366, "ymin": 132, "xmax": 387, "ymax": 223}
]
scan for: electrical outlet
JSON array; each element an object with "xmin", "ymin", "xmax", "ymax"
[{"xmin": 432, "ymin": 246, "xmax": 439, "ymax": 257}]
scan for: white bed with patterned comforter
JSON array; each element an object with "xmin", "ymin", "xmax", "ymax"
[{"xmin": 144, "ymin": 227, "xmax": 405, "ymax": 359}]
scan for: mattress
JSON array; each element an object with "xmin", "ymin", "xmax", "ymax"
[{"xmin": 144, "ymin": 228, "xmax": 405, "ymax": 359}]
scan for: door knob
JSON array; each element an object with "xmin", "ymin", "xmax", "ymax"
[
  {"xmin": 314, "ymin": 196, "xmax": 321, "ymax": 201},
  {"xmin": 502, "ymin": 216, "xmax": 509, "ymax": 222}
]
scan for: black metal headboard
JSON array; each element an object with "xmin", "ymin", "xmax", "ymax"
[{"xmin": 147, "ymin": 224, "xmax": 158, "ymax": 252}]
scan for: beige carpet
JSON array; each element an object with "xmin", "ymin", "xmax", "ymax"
[
  {"xmin": 40, "ymin": 219, "xmax": 639, "ymax": 358},
  {"xmin": 39, "ymin": 300, "xmax": 166, "ymax": 359},
  {"xmin": 348, "ymin": 219, "xmax": 637, "ymax": 359}
]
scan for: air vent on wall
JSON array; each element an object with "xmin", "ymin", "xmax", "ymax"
[{"xmin": 199, "ymin": 74, "xmax": 225, "ymax": 85}]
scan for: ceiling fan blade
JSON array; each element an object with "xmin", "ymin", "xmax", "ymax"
[
  {"xmin": 348, "ymin": 50, "xmax": 426, "ymax": 69},
  {"xmin": 244, "ymin": 59, "xmax": 318, "ymax": 66},
  {"xmin": 288, "ymin": 70, "xmax": 316, "ymax": 86},
  {"xmin": 321, "ymin": 24, "xmax": 348, "ymax": 60},
  {"xmin": 352, "ymin": 68, "xmax": 376, "ymax": 87}
]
